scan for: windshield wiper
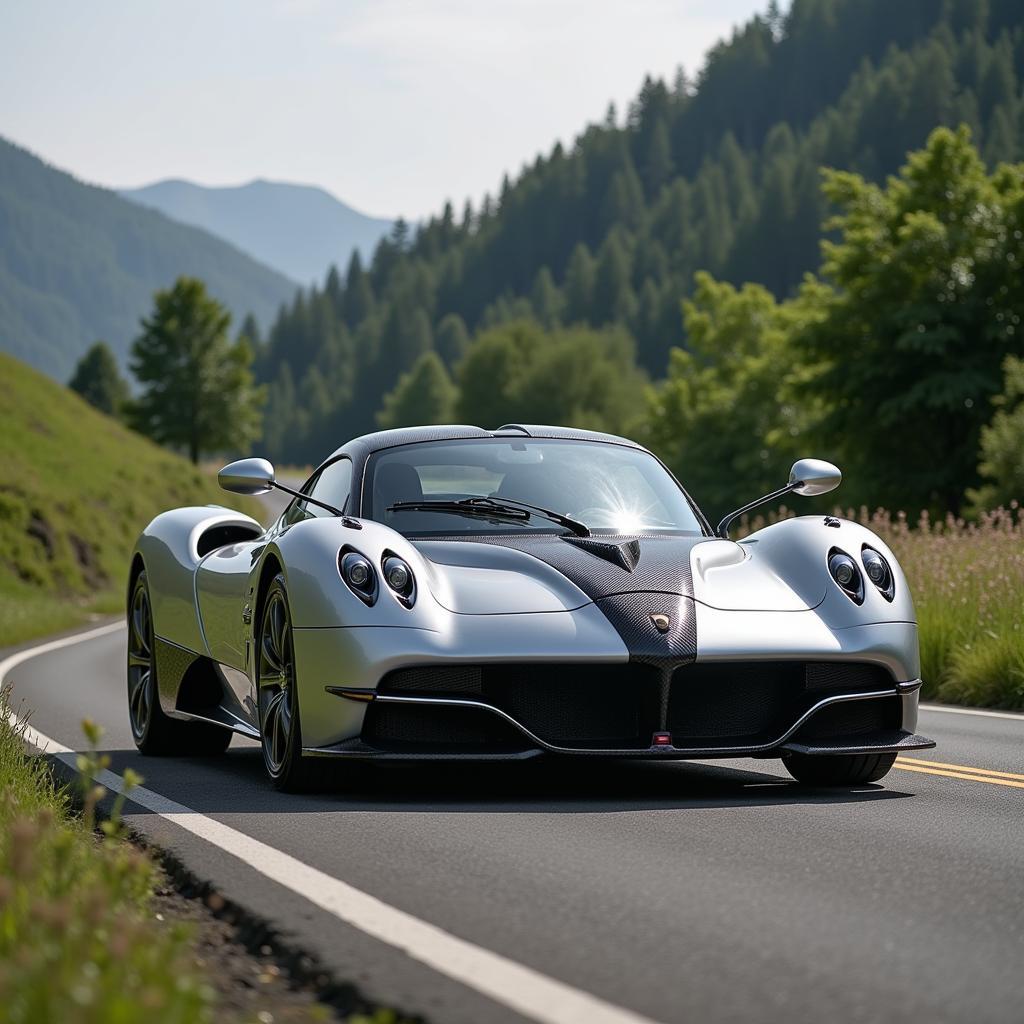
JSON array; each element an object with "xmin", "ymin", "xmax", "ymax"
[
  {"xmin": 387, "ymin": 496, "xmax": 590, "ymax": 537},
  {"xmin": 462, "ymin": 496, "xmax": 590, "ymax": 537}
]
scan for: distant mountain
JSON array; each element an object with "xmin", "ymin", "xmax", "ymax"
[
  {"xmin": 119, "ymin": 179, "xmax": 394, "ymax": 285},
  {"xmin": 0, "ymin": 137, "xmax": 298, "ymax": 382}
]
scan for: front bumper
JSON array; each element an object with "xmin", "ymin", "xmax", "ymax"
[{"xmin": 292, "ymin": 621, "xmax": 933, "ymax": 760}]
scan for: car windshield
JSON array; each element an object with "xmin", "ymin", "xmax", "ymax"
[{"xmin": 364, "ymin": 438, "xmax": 704, "ymax": 536}]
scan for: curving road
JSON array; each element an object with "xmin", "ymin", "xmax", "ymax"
[{"xmin": 3, "ymin": 619, "xmax": 1023, "ymax": 1024}]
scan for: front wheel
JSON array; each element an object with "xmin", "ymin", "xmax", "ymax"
[
  {"xmin": 127, "ymin": 570, "xmax": 231, "ymax": 756},
  {"xmin": 257, "ymin": 575, "xmax": 314, "ymax": 791},
  {"xmin": 784, "ymin": 752, "xmax": 897, "ymax": 786}
]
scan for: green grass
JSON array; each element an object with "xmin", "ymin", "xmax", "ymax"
[
  {"xmin": 865, "ymin": 507, "xmax": 1024, "ymax": 708},
  {"xmin": 0, "ymin": 353, "xmax": 261, "ymax": 646},
  {"xmin": 0, "ymin": 693, "xmax": 217, "ymax": 1023}
]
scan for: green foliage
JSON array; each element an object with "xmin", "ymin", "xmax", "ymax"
[
  {"xmin": 0, "ymin": 352, "xmax": 260, "ymax": 646},
  {"xmin": 796, "ymin": 125, "xmax": 1024, "ymax": 511},
  {"xmin": 377, "ymin": 351, "xmax": 456, "ymax": 429},
  {"xmin": 0, "ymin": 137, "xmax": 294, "ymax": 382},
  {"xmin": 129, "ymin": 277, "xmax": 265, "ymax": 464},
  {"xmin": 645, "ymin": 272, "xmax": 828, "ymax": 515},
  {"xmin": 967, "ymin": 355, "xmax": 1024, "ymax": 510},
  {"xmin": 434, "ymin": 313, "xmax": 470, "ymax": 366},
  {"xmin": 455, "ymin": 321, "xmax": 647, "ymax": 434},
  {"xmin": 0, "ymin": 696, "xmax": 216, "ymax": 1023},
  {"xmin": 67, "ymin": 341, "xmax": 129, "ymax": 417},
  {"xmin": 253, "ymin": 1, "xmax": 1024, "ymax": 464}
]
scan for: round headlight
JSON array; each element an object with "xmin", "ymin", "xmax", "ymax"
[
  {"xmin": 861, "ymin": 547, "xmax": 894, "ymax": 600},
  {"xmin": 862, "ymin": 549, "xmax": 887, "ymax": 583},
  {"xmin": 829, "ymin": 553, "xmax": 856, "ymax": 586},
  {"xmin": 385, "ymin": 560, "xmax": 410, "ymax": 591},
  {"xmin": 382, "ymin": 555, "xmax": 414, "ymax": 598},
  {"xmin": 341, "ymin": 552, "xmax": 374, "ymax": 590},
  {"xmin": 347, "ymin": 559, "xmax": 371, "ymax": 586}
]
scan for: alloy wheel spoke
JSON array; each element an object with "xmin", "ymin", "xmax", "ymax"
[
  {"xmin": 261, "ymin": 629, "xmax": 283, "ymax": 675},
  {"xmin": 273, "ymin": 600, "xmax": 288, "ymax": 662},
  {"xmin": 131, "ymin": 669, "xmax": 150, "ymax": 728},
  {"xmin": 279, "ymin": 687, "xmax": 292, "ymax": 737},
  {"xmin": 132, "ymin": 593, "xmax": 151, "ymax": 656},
  {"xmin": 274, "ymin": 700, "xmax": 288, "ymax": 764},
  {"xmin": 263, "ymin": 688, "xmax": 286, "ymax": 767}
]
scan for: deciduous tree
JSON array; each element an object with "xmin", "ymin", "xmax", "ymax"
[
  {"xmin": 376, "ymin": 351, "xmax": 456, "ymax": 428},
  {"xmin": 129, "ymin": 277, "xmax": 264, "ymax": 463}
]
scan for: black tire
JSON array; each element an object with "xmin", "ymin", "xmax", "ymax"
[
  {"xmin": 257, "ymin": 575, "xmax": 314, "ymax": 791},
  {"xmin": 784, "ymin": 752, "xmax": 897, "ymax": 786},
  {"xmin": 127, "ymin": 570, "xmax": 232, "ymax": 756}
]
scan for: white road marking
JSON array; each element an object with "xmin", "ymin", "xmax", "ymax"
[
  {"xmin": 920, "ymin": 703, "xmax": 1024, "ymax": 722},
  {"xmin": 0, "ymin": 620, "xmax": 126, "ymax": 688},
  {"xmin": 2, "ymin": 623, "xmax": 661, "ymax": 1024}
]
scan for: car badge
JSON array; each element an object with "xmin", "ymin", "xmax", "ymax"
[{"xmin": 650, "ymin": 613, "xmax": 670, "ymax": 633}]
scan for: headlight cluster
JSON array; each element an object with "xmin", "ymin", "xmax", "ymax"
[
  {"xmin": 338, "ymin": 548, "xmax": 416, "ymax": 608},
  {"xmin": 382, "ymin": 554, "xmax": 416, "ymax": 607},
  {"xmin": 861, "ymin": 546, "xmax": 895, "ymax": 600},
  {"xmin": 828, "ymin": 549, "xmax": 864, "ymax": 604},
  {"xmin": 827, "ymin": 546, "xmax": 894, "ymax": 604}
]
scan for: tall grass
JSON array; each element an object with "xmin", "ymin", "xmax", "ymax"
[{"xmin": 868, "ymin": 506, "xmax": 1024, "ymax": 708}]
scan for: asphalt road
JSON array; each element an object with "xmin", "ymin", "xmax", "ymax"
[{"xmin": 3, "ymin": 619, "xmax": 1023, "ymax": 1024}]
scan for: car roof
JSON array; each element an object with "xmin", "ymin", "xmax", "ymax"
[{"xmin": 325, "ymin": 423, "xmax": 647, "ymax": 463}]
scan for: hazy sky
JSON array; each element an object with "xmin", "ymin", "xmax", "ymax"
[{"xmin": 1, "ymin": 1, "xmax": 767, "ymax": 221}]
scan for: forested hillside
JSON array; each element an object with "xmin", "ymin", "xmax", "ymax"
[
  {"xmin": 257, "ymin": 0, "xmax": 1024, "ymax": 472},
  {"xmin": 0, "ymin": 138, "xmax": 297, "ymax": 381}
]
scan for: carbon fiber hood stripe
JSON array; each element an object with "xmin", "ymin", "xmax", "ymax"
[{"xmin": 415, "ymin": 534, "xmax": 701, "ymax": 668}]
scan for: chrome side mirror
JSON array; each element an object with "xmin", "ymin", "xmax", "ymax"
[
  {"xmin": 218, "ymin": 457, "xmax": 276, "ymax": 495},
  {"xmin": 717, "ymin": 457, "xmax": 843, "ymax": 538},
  {"xmin": 788, "ymin": 458, "xmax": 842, "ymax": 497}
]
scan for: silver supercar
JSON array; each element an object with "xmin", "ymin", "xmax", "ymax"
[{"xmin": 126, "ymin": 425, "xmax": 935, "ymax": 790}]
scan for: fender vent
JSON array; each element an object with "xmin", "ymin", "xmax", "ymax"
[{"xmin": 196, "ymin": 523, "xmax": 262, "ymax": 557}]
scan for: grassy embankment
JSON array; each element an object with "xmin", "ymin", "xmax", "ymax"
[
  {"xmin": 0, "ymin": 353, "xmax": 261, "ymax": 646},
  {"xmin": 0, "ymin": 698, "xmax": 218, "ymax": 1023},
  {"xmin": 0, "ymin": 697, "xmax": 402, "ymax": 1023}
]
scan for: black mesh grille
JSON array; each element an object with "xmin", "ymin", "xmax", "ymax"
[
  {"xmin": 372, "ymin": 660, "xmax": 897, "ymax": 751},
  {"xmin": 667, "ymin": 661, "xmax": 896, "ymax": 745},
  {"xmin": 379, "ymin": 663, "xmax": 651, "ymax": 747},
  {"xmin": 667, "ymin": 662, "xmax": 801, "ymax": 741},
  {"xmin": 379, "ymin": 665, "xmax": 482, "ymax": 694},
  {"xmin": 804, "ymin": 662, "xmax": 892, "ymax": 693},
  {"xmin": 361, "ymin": 703, "xmax": 524, "ymax": 751},
  {"xmin": 792, "ymin": 695, "xmax": 901, "ymax": 740},
  {"xmin": 482, "ymin": 666, "xmax": 647, "ymax": 744}
]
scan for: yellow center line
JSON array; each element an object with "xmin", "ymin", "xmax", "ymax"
[
  {"xmin": 894, "ymin": 761, "xmax": 1024, "ymax": 790},
  {"xmin": 896, "ymin": 756, "xmax": 1024, "ymax": 781}
]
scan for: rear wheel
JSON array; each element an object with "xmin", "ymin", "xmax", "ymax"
[
  {"xmin": 784, "ymin": 752, "xmax": 897, "ymax": 786},
  {"xmin": 257, "ymin": 575, "xmax": 314, "ymax": 791},
  {"xmin": 127, "ymin": 570, "xmax": 231, "ymax": 756}
]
